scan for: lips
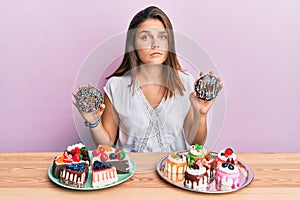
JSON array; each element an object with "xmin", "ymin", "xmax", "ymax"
[{"xmin": 150, "ymin": 52, "xmax": 162, "ymax": 56}]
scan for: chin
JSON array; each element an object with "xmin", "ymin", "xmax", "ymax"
[{"xmin": 145, "ymin": 59, "xmax": 166, "ymax": 65}]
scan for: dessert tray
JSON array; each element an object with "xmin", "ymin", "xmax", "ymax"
[
  {"xmin": 48, "ymin": 151, "xmax": 136, "ymax": 190},
  {"xmin": 156, "ymin": 151, "xmax": 254, "ymax": 194}
]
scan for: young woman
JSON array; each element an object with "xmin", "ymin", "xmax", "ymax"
[{"xmin": 73, "ymin": 6, "xmax": 222, "ymax": 152}]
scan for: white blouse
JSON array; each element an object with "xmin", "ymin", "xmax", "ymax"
[{"xmin": 103, "ymin": 71, "xmax": 195, "ymax": 152}]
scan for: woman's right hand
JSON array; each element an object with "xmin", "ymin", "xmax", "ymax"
[{"xmin": 72, "ymin": 83, "xmax": 105, "ymax": 124}]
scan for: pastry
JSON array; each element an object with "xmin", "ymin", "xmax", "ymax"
[
  {"xmin": 92, "ymin": 160, "xmax": 118, "ymax": 187},
  {"xmin": 59, "ymin": 163, "xmax": 89, "ymax": 188},
  {"xmin": 52, "ymin": 143, "xmax": 90, "ymax": 178}
]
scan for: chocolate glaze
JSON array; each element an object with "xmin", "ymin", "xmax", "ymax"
[
  {"xmin": 184, "ymin": 170, "xmax": 209, "ymax": 189},
  {"xmin": 59, "ymin": 163, "xmax": 89, "ymax": 188}
]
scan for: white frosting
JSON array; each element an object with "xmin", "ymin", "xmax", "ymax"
[
  {"xmin": 189, "ymin": 145, "xmax": 207, "ymax": 157},
  {"xmin": 92, "ymin": 167, "xmax": 118, "ymax": 187},
  {"xmin": 167, "ymin": 154, "xmax": 186, "ymax": 164},
  {"xmin": 216, "ymin": 174, "xmax": 240, "ymax": 187},
  {"xmin": 218, "ymin": 164, "xmax": 239, "ymax": 174},
  {"xmin": 186, "ymin": 166, "xmax": 206, "ymax": 176},
  {"xmin": 184, "ymin": 178, "xmax": 208, "ymax": 190},
  {"xmin": 67, "ymin": 143, "xmax": 85, "ymax": 152}
]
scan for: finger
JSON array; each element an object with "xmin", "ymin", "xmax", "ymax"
[
  {"xmin": 100, "ymin": 104, "xmax": 106, "ymax": 110},
  {"xmin": 88, "ymin": 82, "xmax": 93, "ymax": 87},
  {"xmin": 209, "ymin": 71, "xmax": 214, "ymax": 76},
  {"xmin": 220, "ymin": 83, "xmax": 223, "ymax": 89},
  {"xmin": 78, "ymin": 85, "xmax": 82, "ymax": 90},
  {"xmin": 217, "ymin": 77, "xmax": 222, "ymax": 82},
  {"xmin": 199, "ymin": 71, "xmax": 204, "ymax": 77},
  {"xmin": 72, "ymin": 91, "xmax": 77, "ymax": 97},
  {"xmin": 189, "ymin": 91, "xmax": 197, "ymax": 100},
  {"xmin": 72, "ymin": 100, "xmax": 77, "ymax": 106}
]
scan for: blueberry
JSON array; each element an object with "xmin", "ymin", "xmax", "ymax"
[
  {"xmin": 221, "ymin": 153, "xmax": 225, "ymax": 156},
  {"xmin": 100, "ymin": 163, "xmax": 107, "ymax": 169},
  {"xmin": 94, "ymin": 160, "xmax": 101, "ymax": 166},
  {"xmin": 109, "ymin": 153, "xmax": 117, "ymax": 160},
  {"xmin": 222, "ymin": 163, "xmax": 228, "ymax": 168},
  {"xmin": 94, "ymin": 164, "xmax": 101, "ymax": 170},
  {"xmin": 107, "ymin": 163, "xmax": 112, "ymax": 168},
  {"xmin": 228, "ymin": 164, "xmax": 235, "ymax": 170}
]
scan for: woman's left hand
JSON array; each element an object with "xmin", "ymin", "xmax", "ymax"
[{"xmin": 189, "ymin": 71, "xmax": 223, "ymax": 115}]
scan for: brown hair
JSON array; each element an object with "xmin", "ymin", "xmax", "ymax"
[{"xmin": 107, "ymin": 6, "xmax": 186, "ymax": 98}]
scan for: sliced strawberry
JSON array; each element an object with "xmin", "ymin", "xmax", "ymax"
[
  {"xmin": 100, "ymin": 153, "xmax": 108, "ymax": 162},
  {"xmin": 63, "ymin": 158, "xmax": 73, "ymax": 163},
  {"xmin": 92, "ymin": 149, "xmax": 101, "ymax": 157},
  {"xmin": 98, "ymin": 146, "xmax": 105, "ymax": 153}
]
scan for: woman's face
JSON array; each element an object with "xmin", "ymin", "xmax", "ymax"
[{"xmin": 135, "ymin": 19, "xmax": 168, "ymax": 65}]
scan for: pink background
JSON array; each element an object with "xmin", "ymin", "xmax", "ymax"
[{"xmin": 0, "ymin": 1, "xmax": 299, "ymax": 152}]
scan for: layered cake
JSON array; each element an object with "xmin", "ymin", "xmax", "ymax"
[
  {"xmin": 92, "ymin": 160, "xmax": 118, "ymax": 187},
  {"xmin": 184, "ymin": 144, "xmax": 210, "ymax": 191},
  {"xmin": 184, "ymin": 162, "xmax": 209, "ymax": 191},
  {"xmin": 92, "ymin": 145, "xmax": 130, "ymax": 174},
  {"xmin": 216, "ymin": 147, "xmax": 238, "ymax": 167},
  {"xmin": 165, "ymin": 152, "xmax": 187, "ymax": 182},
  {"xmin": 187, "ymin": 144, "xmax": 208, "ymax": 167},
  {"xmin": 52, "ymin": 143, "xmax": 90, "ymax": 178},
  {"xmin": 187, "ymin": 144, "xmax": 217, "ymax": 179},
  {"xmin": 59, "ymin": 163, "xmax": 89, "ymax": 188},
  {"xmin": 215, "ymin": 162, "xmax": 240, "ymax": 189},
  {"xmin": 202, "ymin": 153, "xmax": 216, "ymax": 180}
]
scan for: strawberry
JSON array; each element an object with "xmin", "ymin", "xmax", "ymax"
[
  {"xmin": 100, "ymin": 153, "xmax": 108, "ymax": 162},
  {"xmin": 115, "ymin": 149, "xmax": 121, "ymax": 154},
  {"xmin": 63, "ymin": 157, "xmax": 73, "ymax": 163},
  {"xmin": 73, "ymin": 154, "xmax": 80, "ymax": 162},
  {"xmin": 92, "ymin": 148, "xmax": 101, "ymax": 157},
  {"xmin": 224, "ymin": 148, "xmax": 233, "ymax": 157},
  {"xmin": 74, "ymin": 147, "xmax": 81, "ymax": 155},
  {"xmin": 115, "ymin": 148, "xmax": 125, "ymax": 160},
  {"xmin": 98, "ymin": 146, "xmax": 105, "ymax": 153}
]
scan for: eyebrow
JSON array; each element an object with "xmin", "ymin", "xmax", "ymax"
[{"xmin": 137, "ymin": 30, "xmax": 167, "ymax": 34}]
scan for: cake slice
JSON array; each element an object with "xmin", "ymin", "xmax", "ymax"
[
  {"xmin": 92, "ymin": 145, "xmax": 130, "ymax": 174},
  {"xmin": 52, "ymin": 143, "xmax": 90, "ymax": 178},
  {"xmin": 59, "ymin": 163, "xmax": 89, "ymax": 188},
  {"xmin": 92, "ymin": 160, "xmax": 118, "ymax": 188}
]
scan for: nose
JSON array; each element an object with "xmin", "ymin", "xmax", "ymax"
[{"xmin": 151, "ymin": 40, "xmax": 159, "ymax": 49}]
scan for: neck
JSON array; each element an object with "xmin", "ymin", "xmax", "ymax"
[{"xmin": 137, "ymin": 64, "xmax": 164, "ymax": 85}]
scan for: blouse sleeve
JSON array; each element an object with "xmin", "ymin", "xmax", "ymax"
[
  {"xmin": 103, "ymin": 77, "xmax": 115, "ymax": 105},
  {"xmin": 180, "ymin": 71, "xmax": 195, "ymax": 94}
]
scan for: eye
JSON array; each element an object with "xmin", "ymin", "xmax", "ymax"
[
  {"xmin": 141, "ymin": 35, "xmax": 150, "ymax": 41},
  {"xmin": 160, "ymin": 35, "xmax": 167, "ymax": 40}
]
